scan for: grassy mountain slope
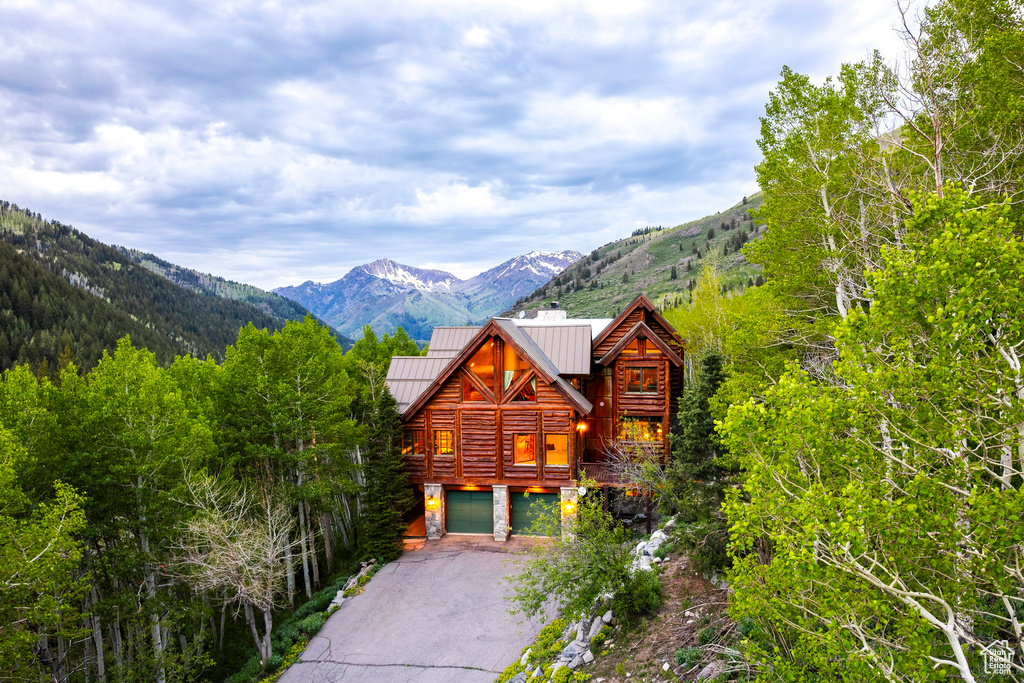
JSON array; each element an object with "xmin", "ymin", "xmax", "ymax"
[
  {"xmin": 0, "ymin": 201, "xmax": 337, "ymax": 372},
  {"xmin": 507, "ymin": 194, "xmax": 765, "ymax": 318}
]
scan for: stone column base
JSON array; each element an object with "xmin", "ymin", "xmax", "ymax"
[
  {"xmin": 424, "ymin": 483, "xmax": 445, "ymax": 540},
  {"xmin": 492, "ymin": 485, "xmax": 509, "ymax": 542}
]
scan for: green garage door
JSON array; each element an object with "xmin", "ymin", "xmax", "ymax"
[
  {"xmin": 446, "ymin": 490, "xmax": 493, "ymax": 534},
  {"xmin": 511, "ymin": 492, "xmax": 560, "ymax": 536}
]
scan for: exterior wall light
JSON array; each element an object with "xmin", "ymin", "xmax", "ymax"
[
  {"xmin": 576, "ymin": 423, "xmax": 587, "ymax": 432},
  {"xmin": 426, "ymin": 496, "xmax": 439, "ymax": 509},
  {"xmin": 562, "ymin": 500, "xmax": 577, "ymax": 515}
]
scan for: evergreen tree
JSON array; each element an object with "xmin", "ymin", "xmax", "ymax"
[
  {"xmin": 358, "ymin": 386, "xmax": 414, "ymax": 563},
  {"xmin": 669, "ymin": 265, "xmax": 678, "ymax": 280},
  {"xmin": 664, "ymin": 350, "xmax": 728, "ymax": 572}
]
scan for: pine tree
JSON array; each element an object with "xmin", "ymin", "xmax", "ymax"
[
  {"xmin": 669, "ymin": 266, "xmax": 678, "ymax": 280},
  {"xmin": 664, "ymin": 350, "xmax": 729, "ymax": 572},
  {"xmin": 358, "ymin": 386, "xmax": 414, "ymax": 563}
]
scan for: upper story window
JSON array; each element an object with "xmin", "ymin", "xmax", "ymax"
[
  {"xmin": 619, "ymin": 416, "xmax": 663, "ymax": 442},
  {"xmin": 625, "ymin": 367, "xmax": 658, "ymax": 393},
  {"xmin": 463, "ymin": 374, "xmax": 487, "ymax": 402},
  {"xmin": 545, "ymin": 434, "xmax": 568, "ymax": 467},
  {"xmin": 503, "ymin": 345, "xmax": 530, "ymax": 391},
  {"xmin": 402, "ymin": 430, "xmax": 426, "ymax": 456},
  {"xmin": 622, "ymin": 338, "xmax": 641, "ymax": 355},
  {"xmin": 511, "ymin": 378, "xmax": 537, "ymax": 402},
  {"xmin": 433, "ymin": 430, "xmax": 455, "ymax": 457},
  {"xmin": 468, "ymin": 340, "xmax": 495, "ymax": 393},
  {"xmin": 513, "ymin": 433, "xmax": 536, "ymax": 465}
]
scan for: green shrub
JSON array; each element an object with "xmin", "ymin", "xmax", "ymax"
[
  {"xmin": 737, "ymin": 616, "xmax": 757, "ymax": 637},
  {"xmin": 674, "ymin": 646, "xmax": 702, "ymax": 667},
  {"xmin": 697, "ymin": 626, "xmax": 716, "ymax": 646},
  {"xmin": 297, "ymin": 612, "xmax": 327, "ymax": 636},
  {"xmin": 612, "ymin": 569, "xmax": 663, "ymax": 625},
  {"xmin": 496, "ymin": 661, "xmax": 524, "ymax": 682}
]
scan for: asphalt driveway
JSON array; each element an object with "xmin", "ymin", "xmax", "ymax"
[{"xmin": 278, "ymin": 535, "xmax": 551, "ymax": 682}]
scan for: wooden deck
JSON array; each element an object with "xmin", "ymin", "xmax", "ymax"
[{"xmin": 403, "ymin": 513, "xmax": 426, "ymax": 538}]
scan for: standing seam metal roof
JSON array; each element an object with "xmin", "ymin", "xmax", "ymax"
[{"xmin": 519, "ymin": 324, "xmax": 591, "ymax": 375}]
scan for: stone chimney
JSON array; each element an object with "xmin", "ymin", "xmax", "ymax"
[{"xmin": 537, "ymin": 301, "xmax": 567, "ymax": 321}]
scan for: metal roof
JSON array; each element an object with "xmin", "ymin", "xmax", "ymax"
[
  {"xmin": 385, "ymin": 356, "xmax": 453, "ymax": 412},
  {"xmin": 425, "ymin": 326, "xmax": 480, "ymax": 359},
  {"xmin": 518, "ymin": 324, "xmax": 592, "ymax": 375}
]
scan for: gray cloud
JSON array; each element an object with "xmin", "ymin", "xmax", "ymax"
[{"xmin": 0, "ymin": 0, "xmax": 905, "ymax": 288}]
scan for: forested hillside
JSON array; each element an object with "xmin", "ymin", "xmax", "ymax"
[
  {"xmin": 114, "ymin": 246, "xmax": 345, "ymax": 344},
  {"xmin": 0, "ymin": 202, "xmax": 337, "ymax": 372},
  {"xmin": 507, "ymin": 194, "xmax": 764, "ymax": 318}
]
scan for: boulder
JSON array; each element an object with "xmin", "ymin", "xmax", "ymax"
[
  {"xmin": 508, "ymin": 674, "xmax": 528, "ymax": 683},
  {"xmin": 588, "ymin": 617, "xmax": 604, "ymax": 641},
  {"xmin": 638, "ymin": 555, "xmax": 654, "ymax": 571},
  {"xmin": 583, "ymin": 650, "xmax": 595, "ymax": 664},
  {"xmin": 696, "ymin": 660, "xmax": 726, "ymax": 681},
  {"xmin": 568, "ymin": 655, "xmax": 583, "ymax": 670},
  {"xmin": 532, "ymin": 666, "xmax": 542, "ymax": 678},
  {"xmin": 576, "ymin": 618, "xmax": 588, "ymax": 642},
  {"xmin": 519, "ymin": 648, "xmax": 531, "ymax": 667},
  {"xmin": 602, "ymin": 610, "xmax": 613, "ymax": 624},
  {"xmin": 561, "ymin": 641, "xmax": 586, "ymax": 659}
]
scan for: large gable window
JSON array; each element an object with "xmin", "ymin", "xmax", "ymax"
[
  {"xmin": 467, "ymin": 340, "xmax": 495, "ymax": 393},
  {"xmin": 625, "ymin": 367, "xmax": 658, "ymax": 393},
  {"xmin": 503, "ymin": 344, "xmax": 530, "ymax": 391}
]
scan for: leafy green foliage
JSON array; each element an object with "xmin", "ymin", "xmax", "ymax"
[{"xmin": 722, "ymin": 188, "xmax": 1024, "ymax": 681}]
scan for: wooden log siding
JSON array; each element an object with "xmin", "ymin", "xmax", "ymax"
[
  {"xmin": 459, "ymin": 410, "xmax": 498, "ymax": 478},
  {"xmin": 503, "ymin": 410, "xmax": 539, "ymax": 478},
  {"xmin": 594, "ymin": 310, "xmax": 644, "ymax": 356}
]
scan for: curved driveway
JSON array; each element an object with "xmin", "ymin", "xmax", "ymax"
[{"xmin": 279, "ymin": 536, "xmax": 551, "ymax": 682}]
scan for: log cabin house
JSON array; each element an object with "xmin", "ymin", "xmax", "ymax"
[{"xmin": 385, "ymin": 294, "xmax": 686, "ymax": 540}]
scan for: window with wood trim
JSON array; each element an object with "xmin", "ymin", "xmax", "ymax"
[
  {"xmin": 462, "ymin": 374, "xmax": 487, "ymax": 402},
  {"xmin": 545, "ymin": 434, "xmax": 568, "ymax": 467},
  {"xmin": 619, "ymin": 416, "xmax": 663, "ymax": 442},
  {"xmin": 467, "ymin": 340, "xmax": 495, "ymax": 392},
  {"xmin": 625, "ymin": 366, "xmax": 658, "ymax": 393},
  {"xmin": 433, "ymin": 430, "xmax": 455, "ymax": 457},
  {"xmin": 402, "ymin": 430, "xmax": 425, "ymax": 456},
  {"xmin": 503, "ymin": 344, "xmax": 530, "ymax": 391},
  {"xmin": 621, "ymin": 338, "xmax": 641, "ymax": 355},
  {"xmin": 511, "ymin": 378, "xmax": 537, "ymax": 402},
  {"xmin": 513, "ymin": 433, "xmax": 536, "ymax": 465}
]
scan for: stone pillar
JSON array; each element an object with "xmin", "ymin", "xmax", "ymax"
[
  {"xmin": 492, "ymin": 485, "xmax": 510, "ymax": 542},
  {"xmin": 424, "ymin": 484, "xmax": 445, "ymax": 540},
  {"xmin": 560, "ymin": 486, "xmax": 578, "ymax": 539}
]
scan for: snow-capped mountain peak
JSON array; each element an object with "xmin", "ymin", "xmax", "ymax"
[{"xmin": 353, "ymin": 258, "xmax": 461, "ymax": 292}]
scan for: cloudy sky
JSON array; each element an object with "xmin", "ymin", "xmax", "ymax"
[{"xmin": 0, "ymin": 0, "xmax": 907, "ymax": 289}]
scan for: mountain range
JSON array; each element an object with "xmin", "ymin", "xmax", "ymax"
[{"xmin": 274, "ymin": 251, "xmax": 583, "ymax": 342}]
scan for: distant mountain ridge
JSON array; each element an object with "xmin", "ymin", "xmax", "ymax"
[
  {"xmin": 275, "ymin": 250, "xmax": 582, "ymax": 341},
  {"xmin": 0, "ymin": 200, "xmax": 340, "ymax": 373}
]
